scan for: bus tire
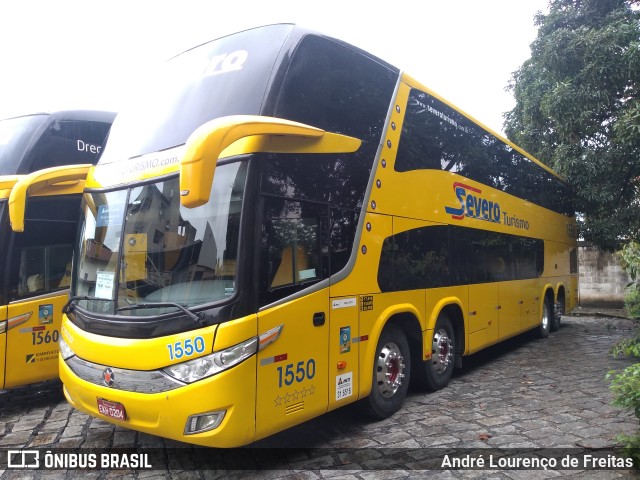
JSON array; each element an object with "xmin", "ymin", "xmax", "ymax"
[
  {"xmin": 536, "ymin": 297, "xmax": 552, "ymax": 338},
  {"xmin": 365, "ymin": 323, "xmax": 410, "ymax": 420},
  {"xmin": 551, "ymin": 297, "xmax": 564, "ymax": 332},
  {"xmin": 421, "ymin": 313, "xmax": 455, "ymax": 391}
]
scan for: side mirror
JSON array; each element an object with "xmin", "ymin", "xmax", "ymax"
[
  {"xmin": 9, "ymin": 164, "xmax": 91, "ymax": 232},
  {"xmin": 0, "ymin": 176, "xmax": 22, "ymax": 199},
  {"xmin": 179, "ymin": 115, "xmax": 361, "ymax": 208}
]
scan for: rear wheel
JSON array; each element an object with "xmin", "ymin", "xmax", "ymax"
[
  {"xmin": 536, "ymin": 297, "xmax": 552, "ymax": 338},
  {"xmin": 551, "ymin": 296, "xmax": 565, "ymax": 332},
  {"xmin": 365, "ymin": 324, "xmax": 410, "ymax": 419},
  {"xmin": 421, "ymin": 314, "xmax": 455, "ymax": 391}
]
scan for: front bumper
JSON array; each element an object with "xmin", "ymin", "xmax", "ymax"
[{"xmin": 60, "ymin": 354, "xmax": 257, "ymax": 448}]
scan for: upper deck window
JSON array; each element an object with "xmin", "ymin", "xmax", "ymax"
[{"xmin": 395, "ymin": 89, "xmax": 574, "ymax": 216}]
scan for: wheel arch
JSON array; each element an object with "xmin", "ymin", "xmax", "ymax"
[
  {"xmin": 359, "ymin": 303, "xmax": 422, "ymax": 398},
  {"xmin": 427, "ymin": 298, "xmax": 465, "ymax": 365}
]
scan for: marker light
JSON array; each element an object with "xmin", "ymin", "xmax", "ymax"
[
  {"xmin": 59, "ymin": 337, "xmax": 75, "ymax": 360},
  {"xmin": 163, "ymin": 337, "xmax": 258, "ymax": 383},
  {"xmin": 184, "ymin": 410, "xmax": 226, "ymax": 435}
]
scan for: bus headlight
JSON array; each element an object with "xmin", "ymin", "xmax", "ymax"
[
  {"xmin": 163, "ymin": 337, "xmax": 258, "ymax": 383},
  {"xmin": 59, "ymin": 337, "xmax": 75, "ymax": 360}
]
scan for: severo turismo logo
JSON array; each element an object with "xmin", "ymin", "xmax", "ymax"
[{"xmin": 445, "ymin": 182, "xmax": 501, "ymax": 223}]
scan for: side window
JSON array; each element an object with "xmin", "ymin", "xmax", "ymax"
[
  {"xmin": 376, "ymin": 223, "xmax": 545, "ymax": 293},
  {"xmin": 395, "ymin": 88, "xmax": 574, "ymax": 216},
  {"xmin": 570, "ymin": 248, "xmax": 578, "ymax": 274},
  {"xmin": 329, "ymin": 208, "xmax": 359, "ymax": 276},
  {"xmin": 260, "ymin": 198, "xmax": 329, "ymax": 306},
  {"xmin": 7, "ymin": 197, "xmax": 80, "ymax": 301},
  {"xmin": 15, "ymin": 245, "xmax": 73, "ymax": 298},
  {"xmin": 378, "ymin": 225, "xmax": 451, "ymax": 292}
]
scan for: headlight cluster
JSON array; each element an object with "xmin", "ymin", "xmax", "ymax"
[
  {"xmin": 163, "ymin": 337, "xmax": 258, "ymax": 383},
  {"xmin": 59, "ymin": 336, "xmax": 75, "ymax": 360}
]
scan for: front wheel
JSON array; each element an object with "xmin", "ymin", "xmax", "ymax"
[{"xmin": 365, "ymin": 324, "xmax": 410, "ymax": 419}]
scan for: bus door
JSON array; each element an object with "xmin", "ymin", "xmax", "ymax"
[
  {"xmin": 520, "ymin": 279, "xmax": 540, "ymax": 330},
  {"xmin": 4, "ymin": 294, "xmax": 65, "ymax": 389},
  {"xmin": 255, "ymin": 198, "xmax": 330, "ymax": 439},
  {"xmin": 468, "ymin": 284, "xmax": 499, "ymax": 351},
  {"xmin": 498, "ymin": 281, "xmax": 523, "ymax": 338},
  {"xmin": 466, "ymin": 235, "xmax": 500, "ymax": 351}
]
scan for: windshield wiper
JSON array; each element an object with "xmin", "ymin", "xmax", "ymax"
[
  {"xmin": 116, "ymin": 302, "xmax": 204, "ymax": 324},
  {"xmin": 63, "ymin": 295, "xmax": 111, "ymax": 315}
]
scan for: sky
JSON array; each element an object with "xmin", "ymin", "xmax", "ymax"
[{"xmin": 0, "ymin": 0, "xmax": 549, "ymax": 135}]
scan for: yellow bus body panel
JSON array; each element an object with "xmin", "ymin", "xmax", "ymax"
[
  {"xmin": 3, "ymin": 293, "xmax": 67, "ymax": 389},
  {"xmin": 255, "ymin": 288, "xmax": 329, "ymax": 441}
]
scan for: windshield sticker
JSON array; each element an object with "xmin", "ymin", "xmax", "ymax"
[
  {"xmin": 298, "ymin": 268, "xmax": 316, "ymax": 281},
  {"xmin": 96, "ymin": 204, "xmax": 125, "ymax": 227},
  {"xmin": 95, "ymin": 271, "xmax": 115, "ymax": 299}
]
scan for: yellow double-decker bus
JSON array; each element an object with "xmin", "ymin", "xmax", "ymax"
[
  {"xmin": 58, "ymin": 25, "xmax": 577, "ymax": 447},
  {"xmin": 0, "ymin": 111, "xmax": 114, "ymax": 389}
]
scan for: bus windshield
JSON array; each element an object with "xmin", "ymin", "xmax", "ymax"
[
  {"xmin": 74, "ymin": 161, "xmax": 247, "ymax": 316},
  {"xmin": 0, "ymin": 114, "xmax": 48, "ymax": 174},
  {"xmin": 98, "ymin": 24, "xmax": 294, "ymax": 163}
]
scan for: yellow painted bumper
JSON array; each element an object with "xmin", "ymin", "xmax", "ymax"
[{"xmin": 60, "ymin": 355, "xmax": 257, "ymax": 448}]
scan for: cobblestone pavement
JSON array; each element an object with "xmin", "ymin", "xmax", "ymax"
[{"xmin": 0, "ymin": 314, "xmax": 639, "ymax": 479}]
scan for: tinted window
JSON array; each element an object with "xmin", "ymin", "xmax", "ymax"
[
  {"xmin": 261, "ymin": 152, "xmax": 371, "ymax": 210},
  {"xmin": 395, "ymin": 89, "xmax": 574, "ymax": 216},
  {"xmin": 259, "ymin": 198, "xmax": 329, "ymax": 306},
  {"xmin": 274, "ymin": 35, "xmax": 398, "ymax": 162},
  {"xmin": 378, "ymin": 225, "xmax": 544, "ymax": 292},
  {"xmin": 22, "ymin": 119, "xmax": 112, "ymax": 173},
  {"xmin": 260, "ymin": 152, "xmax": 363, "ymax": 289},
  {"xmin": 379, "ymin": 225, "xmax": 450, "ymax": 291},
  {"xmin": 4, "ymin": 196, "xmax": 80, "ymax": 301},
  {"xmin": 0, "ymin": 114, "xmax": 48, "ymax": 174},
  {"xmin": 570, "ymin": 248, "xmax": 578, "ymax": 274}
]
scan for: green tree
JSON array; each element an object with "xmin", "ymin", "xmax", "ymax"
[{"xmin": 505, "ymin": 0, "xmax": 640, "ymax": 250}]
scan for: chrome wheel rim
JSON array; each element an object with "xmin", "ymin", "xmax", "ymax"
[
  {"xmin": 432, "ymin": 328, "xmax": 453, "ymax": 374},
  {"xmin": 542, "ymin": 301, "xmax": 551, "ymax": 331},
  {"xmin": 375, "ymin": 341, "xmax": 406, "ymax": 398}
]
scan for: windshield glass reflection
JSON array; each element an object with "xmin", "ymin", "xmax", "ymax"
[{"xmin": 74, "ymin": 161, "xmax": 247, "ymax": 316}]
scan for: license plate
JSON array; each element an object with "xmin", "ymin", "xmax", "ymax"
[{"xmin": 97, "ymin": 398, "xmax": 127, "ymax": 421}]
